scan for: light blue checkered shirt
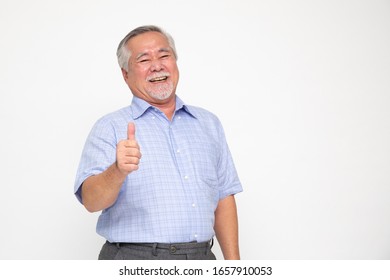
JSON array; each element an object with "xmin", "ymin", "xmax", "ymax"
[{"xmin": 74, "ymin": 96, "xmax": 242, "ymax": 243}]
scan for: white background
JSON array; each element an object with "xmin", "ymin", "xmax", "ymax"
[{"xmin": 0, "ymin": 0, "xmax": 389, "ymax": 260}]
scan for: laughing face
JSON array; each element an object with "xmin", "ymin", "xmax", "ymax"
[{"xmin": 122, "ymin": 31, "xmax": 179, "ymax": 104}]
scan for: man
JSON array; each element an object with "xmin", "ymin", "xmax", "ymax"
[{"xmin": 74, "ymin": 25, "xmax": 243, "ymax": 260}]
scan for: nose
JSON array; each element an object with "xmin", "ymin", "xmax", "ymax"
[{"xmin": 150, "ymin": 59, "xmax": 163, "ymax": 72}]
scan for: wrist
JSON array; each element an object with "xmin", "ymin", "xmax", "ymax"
[{"xmin": 106, "ymin": 162, "xmax": 128, "ymax": 183}]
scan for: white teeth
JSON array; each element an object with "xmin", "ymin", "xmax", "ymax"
[{"xmin": 150, "ymin": 76, "xmax": 167, "ymax": 82}]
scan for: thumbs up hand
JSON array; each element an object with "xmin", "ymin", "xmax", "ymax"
[{"xmin": 116, "ymin": 122, "xmax": 142, "ymax": 175}]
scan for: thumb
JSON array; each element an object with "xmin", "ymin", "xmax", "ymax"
[{"xmin": 127, "ymin": 122, "xmax": 136, "ymax": 140}]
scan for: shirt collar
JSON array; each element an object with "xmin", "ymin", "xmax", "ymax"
[
  {"xmin": 131, "ymin": 95, "xmax": 197, "ymax": 119},
  {"xmin": 175, "ymin": 96, "xmax": 197, "ymax": 119}
]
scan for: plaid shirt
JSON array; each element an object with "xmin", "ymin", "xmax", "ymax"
[{"xmin": 74, "ymin": 96, "xmax": 242, "ymax": 243}]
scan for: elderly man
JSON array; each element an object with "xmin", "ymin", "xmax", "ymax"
[{"xmin": 74, "ymin": 25, "xmax": 242, "ymax": 260}]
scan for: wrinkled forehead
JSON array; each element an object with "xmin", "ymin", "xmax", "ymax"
[{"xmin": 126, "ymin": 31, "xmax": 172, "ymax": 57}]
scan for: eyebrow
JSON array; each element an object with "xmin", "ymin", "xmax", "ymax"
[{"xmin": 135, "ymin": 48, "xmax": 171, "ymax": 60}]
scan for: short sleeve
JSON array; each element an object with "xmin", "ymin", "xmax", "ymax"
[
  {"xmin": 73, "ymin": 117, "xmax": 117, "ymax": 203},
  {"xmin": 216, "ymin": 121, "xmax": 243, "ymax": 200}
]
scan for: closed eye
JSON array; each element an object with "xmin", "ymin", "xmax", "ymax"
[{"xmin": 137, "ymin": 58, "xmax": 151, "ymax": 64}]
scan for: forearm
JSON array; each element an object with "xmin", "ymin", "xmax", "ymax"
[
  {"xmin": 81, "ymin": 123, "xmax": 141, "ymax": 213},
  {"xmin": 214, "ymin": 195, "xmax": 240, "ymax": 260},
  {"xmin": 81, "ymin": 163, "xmax": 127, "ymax": 212}
]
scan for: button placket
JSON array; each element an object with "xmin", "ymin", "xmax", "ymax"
[{"xmin": 170, "ymin": 116, "xmax": 198, "ymax": 241}]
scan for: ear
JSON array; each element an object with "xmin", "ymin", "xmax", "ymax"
[{"xmin": 121, "ymin": 68, "xmax": 128, "ymax": 82}]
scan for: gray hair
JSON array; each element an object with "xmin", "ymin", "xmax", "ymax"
[{"xmin": 116, "ymin": 25, "xmax": 178, "ymax": 71}]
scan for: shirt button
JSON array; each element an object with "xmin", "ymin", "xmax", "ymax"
[
  {"xmin": 152, "ymin": 116, "xmax": 155, "ymax": 119},
  {"xmin": 194, "ymin": 234, "xmax": 198, "ymax": 238},
  {"xmin": 176, "ymin": 149, "xmax": 180, "ymax": 154},
  {"xmin": 178, "ymin": 116, "xmax": 181, "ymax": 120},
  {"xmin": 184, "ymin": 175, "xmax": 189, "ymax": 180},
  {"xmin": 192, "ymin": 203, "xmax": 196, "ymax": 207}
]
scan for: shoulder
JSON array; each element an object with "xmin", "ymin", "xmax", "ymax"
[
  {"xmin": 183, "ymin": 105, "xmax": 226, "ymax": 141},
  {"xmin": 185, "ymin": 105, "xmax": 221, "ymax": 126},
  {"xmin": 89, "ymin": 106, "xmax": 132, "ymax": 138},
  {"xmin": 94, "ymin": 106, "xmax": 132, "ymax": 127}
]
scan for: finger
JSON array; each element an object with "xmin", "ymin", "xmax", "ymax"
[
  {"xmin": 123, "ymin": 140, "xmax": 140, "ymax": 150},
  {"xmin": 127, "ymin": 122, "xmax": 136, "ymax": 140},
  {"xmin": 124, "ymin": 148, "xmax": 142, "ymax": 159},
  {"xmin": 123, "ymin": 155, "xmax": 141, "ymax": 165}
]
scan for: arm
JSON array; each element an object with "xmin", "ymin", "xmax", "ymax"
[
  {"xmin": 82, "ymin": 122, "xmax": 141, "ymax": 212},
  {"xmin": 214, "ymin": 194, "xmax": 240, "ymax": 260},
  {"xmin": 82, "ymin": 163, "xmax": 127, "ymax": 212}
]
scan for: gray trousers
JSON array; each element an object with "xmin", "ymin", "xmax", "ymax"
[{"xmin": 98, "ymin": 240, "xmax": 216, "ymax": 260}]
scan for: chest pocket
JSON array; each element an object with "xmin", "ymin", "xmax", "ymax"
[{"xmin": 184, "ymin": 130, "xmax": 220, "ymax": 192}]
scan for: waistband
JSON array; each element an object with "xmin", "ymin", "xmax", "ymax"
[{"xmin": 110, "ymin": 239, "xmax": 214, "ymax": 251}]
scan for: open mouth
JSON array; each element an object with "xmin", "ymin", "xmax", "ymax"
[{"xmin": 148, "ymin": 76, "xmax": 169, "ymax": 83}]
